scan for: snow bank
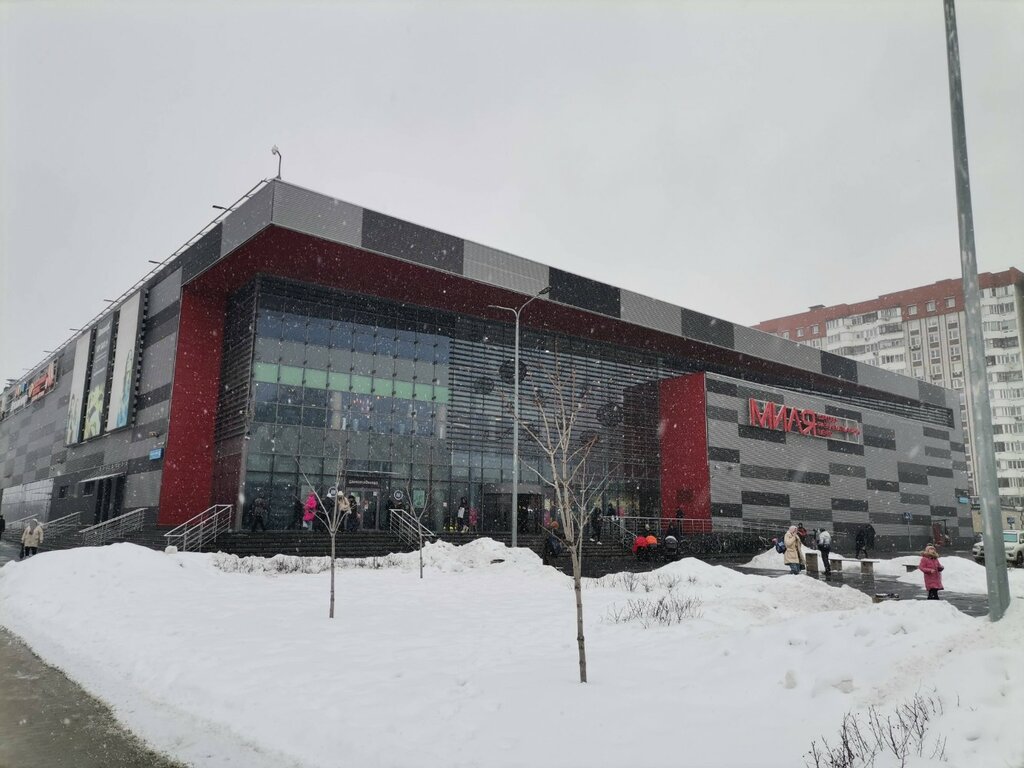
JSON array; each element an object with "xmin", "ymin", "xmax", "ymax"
[
  {"xmin": 211, "ymin": 537, "xmax": 544, "ymax": 576},
  {"xmin": 0, "ymin": 544, "xmax": 1021, "ymax": 768}
]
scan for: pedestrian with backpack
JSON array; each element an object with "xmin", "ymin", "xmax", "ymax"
[
  {"xmin": 816, "ymin": 529, "xmax": 833, "ymax": 575},
  {"xmin": 783, "ymin": 525, "xmax": 805, "ymax": 575}
]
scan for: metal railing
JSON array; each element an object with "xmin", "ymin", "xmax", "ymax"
[
  {"xmin": 388, "ymin": 508, "xmax": 436, "ymax": 549},
  {"xmin": 78, "ymin": 508, "xmax": 148, "ymax": 547},
  {"xmin": 164, "ymin": 504, "xmax": 233, "ymax": 552},
  {"xmin": 36, "ymin": 512, "xmax": 83, "ymax": 541},
  {"xmin": 5, "ymin": 514, "xmax": 36, "ymax": 534}
]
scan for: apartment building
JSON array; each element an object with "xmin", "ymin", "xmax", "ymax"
[{"xmin": 755, "ymin": 269, "xmax": 1024, "ymax": 511}]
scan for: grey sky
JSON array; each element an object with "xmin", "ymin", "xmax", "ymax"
[{"xmin": 2, "ymin": 0, "xmax": 1021, "ymax": 385}]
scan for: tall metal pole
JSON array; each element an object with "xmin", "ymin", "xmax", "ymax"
[
  {"xmin": 943, "ymin": 0, "xmax": 1010, "ymax": 620},
  {"xmin": 489, "ymin": 286, "xmax": 550, "ymax": 548},
  {"xmin": 512, "ymin": 311, "xmax": 521, "ymax": 549}
]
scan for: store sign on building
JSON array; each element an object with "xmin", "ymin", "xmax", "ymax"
[{"xmin": 747, "ymin": 399, "xmax": 862, "ymax": 444}]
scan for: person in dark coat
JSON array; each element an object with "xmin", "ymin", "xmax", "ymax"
[
  {"xmin": 854, "ymin": 526, "xmax": 868, "ymax": 559},
  {"xmin": 542, "ymin": 523, "xmax": 563, "ymax": 566},
  {"xmin": 865, "ymin": 523, "xmax": 877, "ymax": 552},
  {"xmin": 250, "ymin": 495, "xmax": 267, "ymax": 533},
  {"xmin": 0, "ymin": 512, "xmax": 5, "ymax": 541},
  {"xmin": 288, "ymin": 498, "xmax": 303, "ymax": 530},
  {"xmin": 589, "ymin": 506, "xmax": 602, "ymax": 543}
]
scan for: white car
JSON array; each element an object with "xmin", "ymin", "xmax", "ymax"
[{"xmin": 972, "ymin": 530, "xmax": 1024, "ymax": 568}]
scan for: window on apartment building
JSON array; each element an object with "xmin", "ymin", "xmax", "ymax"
[
  {"xmin": 930, "ymin": 348, "xmax": 941, "ymax": 360},
  {"xmin": 926, "ymin": 317, "xmax": 939, "ymax": 328},
  {"xmin": 781, "ymin": 331, "xmax": 789, "ymax": 339},
  {"xmin": 908, "ymin": 304, "xmax": 918, "ymax": 316},
  {"xmin": 949, "ymin": 328, "xmax": 959, "ymax": 340},
  {"xmin": 931, "ymin": 363, "xmax": 943, "ymax": 374},
  {"xmin": 952, "ymin": 367, "xmax": 963, "ymax": 377},
  {"xmin": 82, "ymin": 481, "xmax": 95, "ymax": 496},
  {"xmin": 911, "ymin": 351, "xmax": 922, "ymax": 362},
  {"xmin": 952, "ymin": 379, "xmax": 964, "ymax": 389},
  {"xmin": 796, "ymin": 328, "xmax": 804, "ymax": 338},
  {"xmin": 58, "ymin": 485, "xmax": 68, "ymax": 499},
  {"xmin": 946, "ymin": 297, "xmax": 955, "ymax": 308},
  {"xmin": 811, "ymin": 324, "xmax": 819, "ymax": 334},
  {"xmin": 926, "ymin": 300, "xmax": 936, "ymax": 312}
]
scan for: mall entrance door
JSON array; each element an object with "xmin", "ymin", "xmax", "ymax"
[
  {"xmin": 344, "ymin": 475, "xmax": 384, "ymax": 530},
  {"xmin": 480, "ymin": 484, "xmax": 544, "ymax": 534},
  {"xmin": 90, "ymin": 475, "xmax": 124, "ymax": 525}
]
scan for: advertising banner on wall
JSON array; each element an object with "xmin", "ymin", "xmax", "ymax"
[
  {"xmin": 65, "ymin": 332, "xmax": 93, "ymax": 444},
  {"xmin": 83, "ymin": 317, "xmax": 113, "ymax": 440},
  {"xmin": 106, "ymin": 292, "xmax": 143, "ymax": 432}
]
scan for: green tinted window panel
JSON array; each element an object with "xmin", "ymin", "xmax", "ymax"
[
  {"xmin": 351, "ymin": 375, "xmax": 373, "ymax": 394},
  {"xmin": 414, "ymin": 382, "xmax": 433, "ymax": 400},
  {"xmin": 434, "ymin": 386, "xmax": 450, "ymax": 403},
  {"xmin": 328, "ymin": 372, "xmax": 350, "ymax": 391},
  {"xmin": 253, "ymin": 362, "xmax": 279, "ymax": 383},
  {"xmin": 279, "ymin": 365, "xmax": 304, "ymax": 386},
  {"xmin": 392, "ymin": 380, "xmax": 414, "ymax": 400},
  {"xmin": 373, "ymin": 378, "xmax": 394, "ymax": 396},
  {"xmin": 304, "ymin": 368, "xmax": 328, "ymax": 389}
]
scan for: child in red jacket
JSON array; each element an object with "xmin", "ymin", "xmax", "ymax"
[{"xmin": 918, "ymin": 544, "xmax": 945, "ymax": 600}]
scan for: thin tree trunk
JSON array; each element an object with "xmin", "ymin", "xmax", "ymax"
[
  {"xmin": 329, "ymin": 533, "xmax": 336, "ymax": 619},
  {"xmin": 571, "ymin": 550, "xmax": 587, "ymax": 683}
]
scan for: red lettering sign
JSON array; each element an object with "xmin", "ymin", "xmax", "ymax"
[{"xmin": 746, "ymin": 399, "xmax": 862, "ymax": 444}]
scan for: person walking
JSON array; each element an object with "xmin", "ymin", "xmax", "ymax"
[
  {"xmin": 0, "ymin": 512, "xmax": 5, "ymax": 542},
  {"xmin": 865, "ymin": 523, "xmax": 877, "ymax": 554},
  {"xmin": 303, "ymin": 492, "xmax": 318, "ymax": 531},
  {"xmin": 542, "ymin": 522, "xmax": 563, "ymax": 566},
  {"xmin": 250, "ymin": 494, "xmax": 268, "ymax": 533},
  {"xmin": 20, "ymin": 519, "xmax": 44, "ymax": 558},
  {"xmin": 457, "ymin": 497, "xmax": 467, "ymax": 533},
  {"xmin": 783, "ymin": 525, "xmax": 805, "ymax": 575},
  {"xmin": 854, "ymin": 526, "xmax": 869, "ymax": 559},
  {"xmin": 816, "ymin": 528, "xmax": 833, "ymax": 575},
  {"xmin": 918, "ymin": 544, "xmax": 945, "ymax": 600},
  {"xmin": 589, "ymin": 506, "xmax": 602, "ymax": 543}
]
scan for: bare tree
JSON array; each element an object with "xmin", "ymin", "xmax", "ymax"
[
  {"xmin": 515, "ymin": 355, "xmax": 610, "ymax": 684},
  {"xmin": 297, "ymin": 435, "xmax": 350, "ymax": 618}
]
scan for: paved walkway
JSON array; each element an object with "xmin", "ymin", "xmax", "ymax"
[
  {"xmin": 0, "ymin": 628, "xmax": 183, "ymax": 768},
  {"xmin": 732, "ymin": 564, "xmax": 990, "ymax": 617}
]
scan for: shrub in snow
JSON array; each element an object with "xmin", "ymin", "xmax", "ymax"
[
  {"xmin": 605, "ymin": 595, "xmax": 703, "ymax": 627},
  {"xmin": 806, "ymin": 693, "xmax": 947, "ymax": 768}
]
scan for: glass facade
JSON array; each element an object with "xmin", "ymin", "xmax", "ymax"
[{"xmin": 231, "ymin": 277, "xmax": 687, "ymax": 531}]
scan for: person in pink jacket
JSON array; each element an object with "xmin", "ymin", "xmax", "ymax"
[
  {"xmin": 918, "ymin": 544, "xmax": 945, "ymax": 600},
  {"xmin": 303, "ymin": 492, "xmax": 318, "ymax": 531}
]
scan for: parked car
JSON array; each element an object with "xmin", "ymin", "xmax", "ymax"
[{"xmin": 972, "ymin": 530, "xmax": 1024, "ymax": 567}]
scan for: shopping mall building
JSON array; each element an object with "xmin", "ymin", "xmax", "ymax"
[{"xmin": 0, "ymin": 180, "xmax": 974, "ymax": 545}]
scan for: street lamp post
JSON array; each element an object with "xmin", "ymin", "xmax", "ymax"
[{"xmin": 489, "ymin": 286, "xmax": 550, "ymax": 548}]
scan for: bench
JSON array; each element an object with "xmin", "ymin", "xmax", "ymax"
[{"xmin": 805, "ymin": 554, "xmax": 879, "ymax": 576}]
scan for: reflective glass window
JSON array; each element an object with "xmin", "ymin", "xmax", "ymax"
[
  {"xmin": 253, "ymin": 362, "xmax": 279, "ymax": 383},
  {"xmin": 304, "ymin": 368, "xmax": 328, "ymax": 390},
  {"xmin": 307, "ymin": 318, "xmax": 331, "ymax": 346},
  {"xmin": 351, "ymin": 375, "xmax": 373, "ymax": 394},
  {"xmin": 279, "ymin": 366, "xmax": 304, "ymax": 386},
  {"xmin": 277, "ymin": 404, "xmax": 301, "ymax": 425},
  {"xmin": 257, "ymin": 310, "xmax": 282, "ymax": 339},
  {"xmin": 253, "ymin": 382, "xmax": 278, "ymax": 403},
  {"xmin": 328, "ymin": 372, "xmax": 350, "ymax": 391},
  {"xmin": 282, "ymin": 314, "xmax": 306, "ymax": 343}
]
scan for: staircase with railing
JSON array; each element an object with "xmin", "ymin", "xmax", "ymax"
[
  {"xmin": 388, "ymin": 508, "xmax": 437, "ymax": 549},
  {"xmin": 78, "ymin": 508, "xmax": 148, "ymax": 547},
  {"xmin": 164, "ymin": 504, "xmax": 233, "ymax": 552}
]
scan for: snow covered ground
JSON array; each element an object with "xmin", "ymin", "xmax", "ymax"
[{"xmin": 1, "ymin": 541, "xmax": 1022, "ymax": 768}]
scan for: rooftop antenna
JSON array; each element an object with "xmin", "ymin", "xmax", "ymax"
[{"xmin": 271, "ymin": 145, "xmax": 282, "ymax": 179}]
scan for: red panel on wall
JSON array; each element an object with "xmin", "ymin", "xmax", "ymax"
[
  {"xmin": 158, "ymin": 286, "xmax": 226, "ymax": 526},
  {"xmin": 659, "ymin": 373, "xmax": 711, "ymax": 528}
]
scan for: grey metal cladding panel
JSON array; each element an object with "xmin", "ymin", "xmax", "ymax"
[
  {"xmin": 854, "ymin": 363, "xmax": 921, "ymax": 401},
  {"xmin": 680, "ymin": 308, "xmax": 734, "ymax": 349},
  {"xmin": 147, "ymin": 269, "xmax": 182, "ymax": 315},
  {"xmin": 125, "ymin": 470, "xmax": 162, "ymax": 507},
  {"xmin": 362, "ymin": 209, "xmax": 462, "ymax": 274},
  {"xmin": 272, "ymin": 183, "xmax": 362, "ymax": 249},
  {"xmin": 179, "ymin": 225, "xmax": 224, "ymax": 283},
  {"xmin": 820, "ymin": 351, "xmax": 858, "ymax": 383},
  {"xmin": 733, "ymin": 326, "xmax": 821, "ymax": 373},
  {"xmin": 139, "ymin": 333, "xmax": 177, "ymax": 393},
  {"xmin": 620, "ymin": 290, "xmax": 682, "ymax": 337},
  {"xmin": 918, "ymin": 379, "xmax": 950, "ymax": 408},
  {"xmin": 221, "ymin": 183, "xmax": 275, "ymax": 256},
  {"xmin": 549, "ymin": 268, "xmax": 620, "ymax": 318},
  {"xmin": 463, "ymin": 242, "xmax": 549, "ymax": 296}
]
